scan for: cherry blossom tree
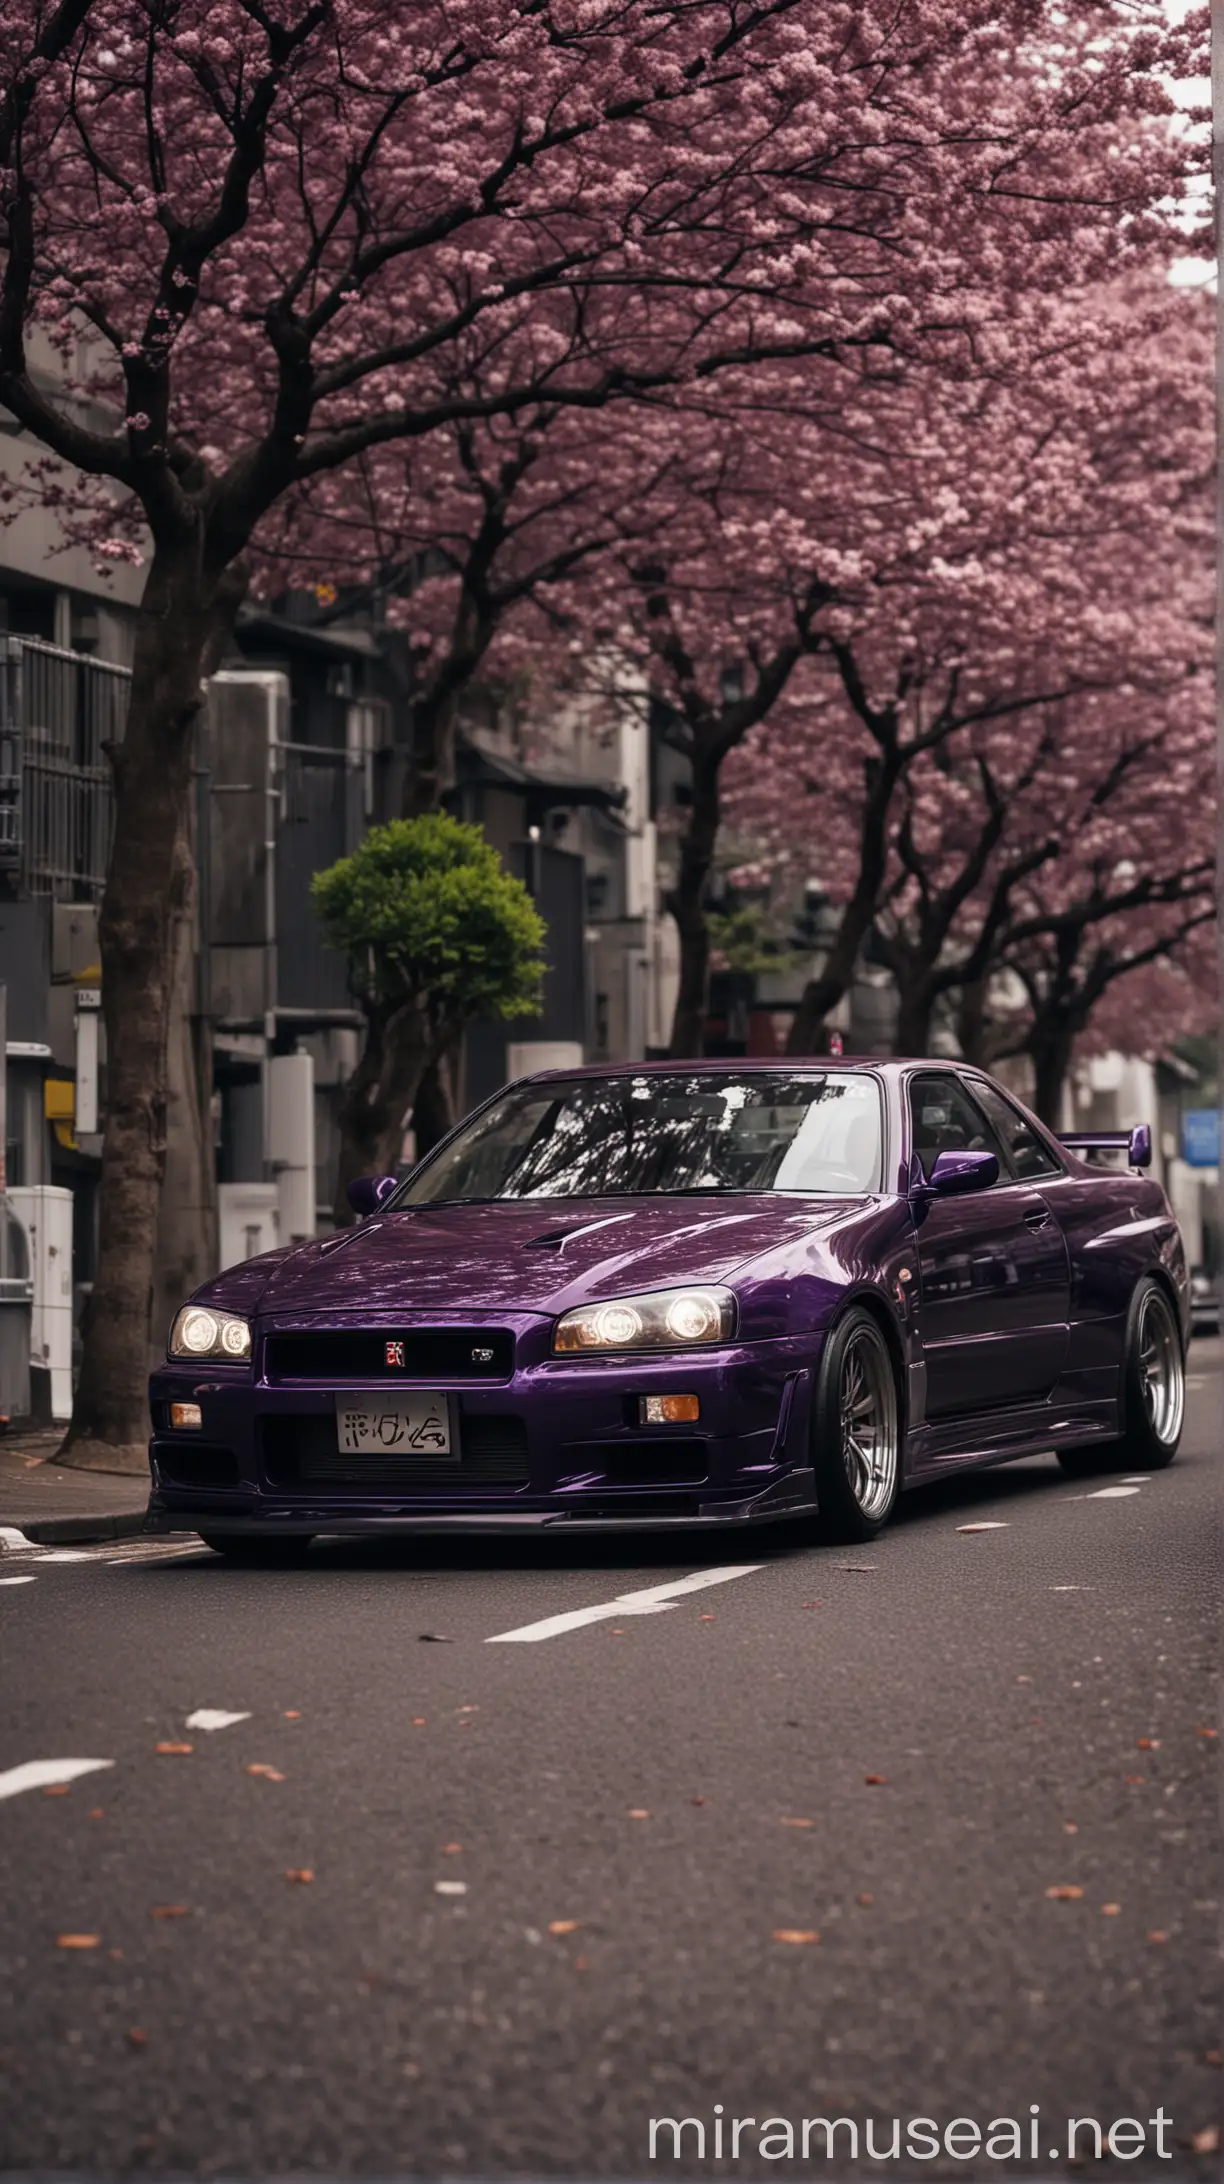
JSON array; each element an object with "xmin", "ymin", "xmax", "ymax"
[
  {"xmin": 0, "ymin": 0, "xmax": 1203, "ymax": 1462},
  {"xmin": 1067, "ymin": 927, "xmax": 1217, "ymax": 1073},
  {"xmin": 981, "ymin": 822, "xmax": 1215, "ymax": 1123},
  {"xmin": 719, "ymin": 280, "xmax": 1213, "ymax": 1065},
  {"xmin": 867, "ymin": 681, "xmax": 1214, "ymax": 1086}
]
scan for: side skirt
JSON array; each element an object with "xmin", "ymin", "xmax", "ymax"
[{"xmin": 903, "ymin": 1398, "xmax": 1120, "ymax": 1483}]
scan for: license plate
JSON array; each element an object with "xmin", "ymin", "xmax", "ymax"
[{"xmin": 335, "ymin": 1394, "xmax": 454, "ymax": 1457}]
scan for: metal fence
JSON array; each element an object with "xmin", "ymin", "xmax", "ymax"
[{"xmin": 0, "ymin": 636, "xmax": 129, "ymax": 901}]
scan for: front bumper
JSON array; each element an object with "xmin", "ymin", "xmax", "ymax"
[
  {"xmin": 145, "ymin": 1465, "xmax": 818, "ymax": 1538},
  {"xmin": 147, "ymin": 1324, "xmax": 819, "ymax": 1537}
]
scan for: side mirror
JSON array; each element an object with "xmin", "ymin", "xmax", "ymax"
[
  {"xmin": 346, "ymin": 1175, "xmax": 399, "ymax": 1220},
  {"xmin": 924, "ymin": 1148, "xmax": 999, "ymax": 1197}
]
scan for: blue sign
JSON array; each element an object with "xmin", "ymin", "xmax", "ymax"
[{"xmin": 1181, "ymin": 1108, "xmax": 1220, "ymax": 1168}]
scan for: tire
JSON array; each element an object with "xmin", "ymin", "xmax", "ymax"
[
  {"xmin": 200, "ymin": 1534, "xmax": 315, "ymax": 1565},
  {"xmin": 811, "ymin": 1306, "xmax": 902, "ymax": 1542},
  {"xmin": 1057, "ymin": 1277, "xmax": 1184, "ymax": 1479}
]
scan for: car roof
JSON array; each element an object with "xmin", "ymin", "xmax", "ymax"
[{"xmin": 513, "ymin": 1058, "xmax": 941, "ymax": 1084}]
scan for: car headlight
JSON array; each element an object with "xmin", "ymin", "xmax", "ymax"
[
  {"xmin": 168, "ymin": 1305, "xmax": 252, "ymax": 1362},
  {"xmin": 553, "ymin": 1286, "xmax": 735, "ymax": 1355}
]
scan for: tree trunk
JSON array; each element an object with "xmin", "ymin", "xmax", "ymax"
[
  {"xmin": 1028, "ymin": 1018, "xmax": 1077, "ymax": 1129},
  {"xmin": 786, "ymin": 748, "xmax": 902, "ymax": 1056},
  {"xmin": 786, "ymin": 893, "xmax": 882, "ymax": 1055},
  {"xmin": 333, "ymin": 999, "xmax": 436, "ymax": 1224},
  {"xmin": 894, "ymin": 976, "xmax": 935, "ymax": 1059},
  {"xmin": 59, "ymin": 546, "xmax": 242, "ymax": 1471},
  {"xmin": 786, "ymin": 961, "xmax": 854, "ymax": 1057},
  {"xmin": 666, "ymin": 750, "xmax": 720, "ymax": 1058},
  {"xmin": 411, "ymin": 1048, "xmax": 458, "ymax": 1159},
  {"xmin": 403, "ymin": 689, "xmax": 458, "ymax": 818},
  {"xmin": 956, "ymin": 977, "xmax": 990, "ymax": 1066},
  {"xmin": 151, "ymin": 829, "xmax": 217, "ymax": 1364}
]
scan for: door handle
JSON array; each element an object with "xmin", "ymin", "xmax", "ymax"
[{"xmin": 1023, "ymin": 1206, "xmax": 1051, "ymax": 1229}]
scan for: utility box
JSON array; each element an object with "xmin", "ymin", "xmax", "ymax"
[
  {"xmin": 268, "ymin": 1050, "xmax": 316, "ymax": 1245},
  {"xmin": 218, "ymin": 1182, "xmax": 279, "ymax": 1272},
  {"xmin": 8, "ymin": 1185, "xmax": 73, "ymax": 1421},
  {"xmin": 0, "ymin": 1275, "xmax": 32, "ymax": 1421}
]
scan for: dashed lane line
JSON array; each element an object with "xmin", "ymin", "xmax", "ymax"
[
  {"xmin": 486, "ymin": 1562, "xmax": 765, "ymax": 1644},
  {"xmin": 0, "ymin": 1757, "xmax": 114, "ymax": 1803}
]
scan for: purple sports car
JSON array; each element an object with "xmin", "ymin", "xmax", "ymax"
[{"xmin": 146, "ymin": 1061, "xmax": 1188, "ymax": 1561}]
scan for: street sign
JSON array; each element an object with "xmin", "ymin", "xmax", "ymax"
[
  {"xmin": 1181, "ymin": 1108, "xmax": 1220, "ymax": 1168},
  {"xmin": 74, "ymin": 990, "xmax": 100, "ymax": 1135}
]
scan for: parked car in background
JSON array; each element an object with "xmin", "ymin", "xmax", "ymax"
[{"xmin": 1189, "ymin": 1266, "xmax": 1218, "ymax": 1339}]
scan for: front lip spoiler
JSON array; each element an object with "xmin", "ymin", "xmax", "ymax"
[{"xmin": 144, "ymin": 1467, "xmax": 817, "ymax": 1539}]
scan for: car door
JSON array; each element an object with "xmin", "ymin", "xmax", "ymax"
[{"xmin": 907, "ymin": 1072, "xmax": 1072, "ymax": 1418}]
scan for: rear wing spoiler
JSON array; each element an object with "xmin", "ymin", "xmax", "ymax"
[{"xmin": 1058, "ymin": 1125, "xmax": 1151, "ymax": 1170}]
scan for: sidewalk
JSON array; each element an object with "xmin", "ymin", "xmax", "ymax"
[{"xmin": 0, "ymin": 1433, "xmax": 148, "ymax": 1544}]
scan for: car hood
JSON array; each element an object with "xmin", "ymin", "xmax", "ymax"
[{"xmin": 216, "ymin": 1195, "xmax": 864, "ymax": 1320}]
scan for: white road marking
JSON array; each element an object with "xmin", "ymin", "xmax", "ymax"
[
  {"xmin": 1120, "ymin": 1476, "xmax": 1151, "ymax": 1484},
  {"xmin": 955, "ymin": 1521, "xmax": 1010, "ymax": 1533},
  {"xmin": 1085, "ymin": 1485, "xmax": 1142, "ymax": 1499},
  {"xmin": 185, "ymin": 1709, "xmax": 251, "ymax": 1732},
  {"xmin": 0, "ymin": 1757, "xmax": 113, "ymax": 1803},
  {"xmin": 486, "ymin": 1563, "xmax": 764, "ymax": 1645},
  {"xmin": 0, "ymin": 1574, "xmax": 36, "ymax": 1587},
  {"xmin": 0, "ymin": 1535, "xmax": 196, "ymax": 1573},
  {"xmin": 107, "ymin": 1543, "xmax": 201, "ymax": 1566},
  {"xmin": 434, "ymin": 1880, "xmax": 467, "ymax": 1895}
]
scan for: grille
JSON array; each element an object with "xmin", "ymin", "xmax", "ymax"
[
  {"xmin": 263, "ymin": 1329, "xmax": 515, "ymax": 1383},
  {"xmin": 261, "ymin": 1413, "xmax": 530, "ymax": 1491}
]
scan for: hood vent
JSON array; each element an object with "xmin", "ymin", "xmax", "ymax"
[
  {"xmin": 522, "ymin": 1211, "xmax": 634, "ymax": 1253},
  {"xmin": 523, "ymin": 1228, "xmax": 577, "ymax": 1252}
]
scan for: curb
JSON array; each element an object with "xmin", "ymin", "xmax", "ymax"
[{"xmin": 7, "ymin": 1511, "xmax": 149, "ymax": 1546}]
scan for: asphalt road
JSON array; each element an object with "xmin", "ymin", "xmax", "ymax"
[{"xmin": 1, "ymin": 1349, "xmax": 1219, "ymax": 2180}]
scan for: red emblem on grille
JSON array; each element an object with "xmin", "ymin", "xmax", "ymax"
[{"xmin": 385, "ymin": 1340, "xmax": 405, "ymax": 1368}]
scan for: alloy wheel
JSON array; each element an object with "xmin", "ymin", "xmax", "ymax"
[
  {"xmin": 1137, "ymin": 1289, "xmax": 1184, "ymax": 1446},
  {"xmin": 839, "ymin": 1329, "xmax": 899, "ymax": 1520}
]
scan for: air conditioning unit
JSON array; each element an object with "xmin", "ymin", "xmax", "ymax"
[
  {"xmin": 217, "ymin": 1183, "xmax": 279, "ymax": 1272},
  {"xmin": 8, "ymin": 1185, "xmax": 73, "ymax": 1420}
]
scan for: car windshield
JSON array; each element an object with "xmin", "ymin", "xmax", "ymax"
[{"xmin": 396, "ymin": 1071, "xmax": 884, "ymax": 1205}]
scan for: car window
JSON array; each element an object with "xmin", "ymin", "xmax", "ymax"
[
  {"xmin": 967, "ymin": 1080, "xmax": 1062, "ymax": 1181},
  {"xmin": 398, "ymin": 1070, "xmax": 884, "ymax": 1203},
  {"xmin": 907, "ymin": 1073, "xmax": 1009, "ymax": 1184}
]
